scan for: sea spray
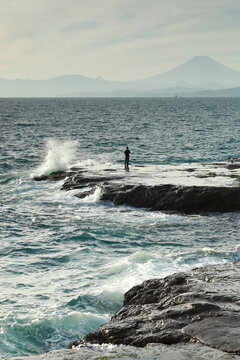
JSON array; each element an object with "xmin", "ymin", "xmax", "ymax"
[
  {"xmin": 80, "ymin": 186, "xmax": 102, "ymax": 204},
  {"xmin": 34, "ymin": 139, "xmax": 78, "ymax": 176}
]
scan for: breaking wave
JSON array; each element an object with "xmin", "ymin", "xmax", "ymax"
[{"xmin": 34, "ymin": 139, "xmax": 78, "ymax": 176}]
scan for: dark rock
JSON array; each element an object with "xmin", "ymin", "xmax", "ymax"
[
  {"xmin": 182, "ymin": 315, "xmax": 240, "ymax": 354},
  {"xmin": 196, "ymin": 172, "xmax": 217, "ymax": 178},
  {"xmin": 33, "ymin": 168, "xmax": 240, "ymax": 214},
  {"xmin": 100, "ymin": 184, "xmax": 240, "ymax": 213},
  {"xmin": 61, "ymin": 175, "xmax": 105, "ymax": 191},
  {"xmin": 69, "ymin": 261, "xmax": 240, "ymax": 355},
  {"xmin": 62, "ymin": 175, "xmax": 122, "ymax": 191},
  {"xmin": 69, "ymin": 167, "xmax": 85, "ymax": 171},
  {"xmin": 74, "ymin": 187, "xmax": 98, "ymax": 199},
  {"xmin": 33, "ymin": 170, "xmax": 72, "ymax": 181},
  {"xmin": 186, "ymin": 168, "xmax": 196, "ymax": 172},
  {"xmin": 33, "ymin": 169, "xmax": 122, "ymax": 190},
  {"xmin": 103, "ymin": 168, "xmax": 117, "ymax": 172},
  {"xmin": 33, "ymin": 168, "xmax": 87, "ymax": 182},
  {"xmin": 227, "ymin": 164, "xmax": 240, "ymax": 170},
  {"xmin": 123, "ymin": 274, "xmax": 188, "ymax": 306}
]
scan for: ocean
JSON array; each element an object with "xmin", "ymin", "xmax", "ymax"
[{"xmin": 0, "ymin": 97, "xmax": 240, "ymax": 358}]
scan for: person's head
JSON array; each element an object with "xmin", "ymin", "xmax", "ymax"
[{"xmin": 126, "ymin": 146, "xmax": 128, "ymax": 149}]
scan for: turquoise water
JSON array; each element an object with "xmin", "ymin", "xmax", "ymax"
[{"xmin": 1, "ymin": 97, "xmax": 240, "ymax": 358}]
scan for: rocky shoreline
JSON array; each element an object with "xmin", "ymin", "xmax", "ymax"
[
  {"xmin": 33, "ymin": 160, "xmax": 240, "ymax": 214},
  {"xmin": 25, "ymin": 164, "xmax": 240, "ymax": 359},
  {"xmin": 12, "ymin": 261, "xmax": 240, "ymax": 359},
  {"xmin": 69, "ymin": 260, "xmax": 240, "ymax": 355}
]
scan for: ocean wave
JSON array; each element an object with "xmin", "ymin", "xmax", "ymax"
[
  {"xmin": 33, "ymin": 139, "xmax": 78, "ymax": 176},
  {"xmin": 0, "ymin": 312, "xmax": 108, "ymax": 358},
  {"xmin": 66, "ymin": 292, "xmax": 122, "ymax": 314}
]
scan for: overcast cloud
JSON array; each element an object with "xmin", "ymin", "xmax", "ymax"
[{"xmin": 0, "ymin": 0, "xmax": 240, "ymax": 80}]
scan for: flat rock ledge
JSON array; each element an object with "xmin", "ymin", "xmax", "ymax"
[
  {"xmin": 11, "ymin": 343, "xmax": 240, "ymax": 360},
  {"xmin": 69, "ymin": 260, "xmax": 240, "ymax": 358},
  {"xmin": 33, "ymin": 169, "xmax": 240, "ymax": 214}
]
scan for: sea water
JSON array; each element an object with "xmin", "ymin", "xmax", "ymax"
[{"xmin": 0, "ymin": 97, "xmax": 240, "ymax": 358}]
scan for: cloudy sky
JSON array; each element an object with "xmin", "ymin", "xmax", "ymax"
[{"xmin": 1, "ymin": 0, "xmax": 240, "ymax": 80}]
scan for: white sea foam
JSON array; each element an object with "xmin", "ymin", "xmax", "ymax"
[
  {"xmin": 98, "ymin": 251, "xmax": 159, "ymax": 294},
  {"xmin": 34, "ymin": 138, "xmax": 78, "ymax": 176},
  {"xmin": 74, "ymin": 156, "xmax": 116, "ymax": 170},
  {"xmin": 80, "ymin": 186, "xmax": 102, "ymax": 203},
  {"xmin": 76, "ymin": 342, "xmax": 119, "ymax": 351},
  {"xmin": 97, "ymin": 243, "xmax": 227, "ymax": 298}
]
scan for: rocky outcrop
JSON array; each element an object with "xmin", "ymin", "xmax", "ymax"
[
  {"xmin": 62, "ymin": 175, "xmax": 121, "ymax": 191},
  {"xmin": 70, "ymin": 261, "xmax": 240, "ymax": 355},
  {"xmin": 33, "ymin": 167, "xmax": 240, "ymax": 213},
  {"xmin": 33, "ymin": 168, "xmax": 123, "ymax": 191},
  {"xmin": 100, "ymin": 183, "xmax": 240, "ymax": 213},
  {"xmin": 33, "ymin": 170, "xmax": 77, "ymax": 182},
  {"xmin": 11, "ymin": 262, "xmax": 240, "ymax": 360}
]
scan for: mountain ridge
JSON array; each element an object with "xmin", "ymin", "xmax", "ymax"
[{"xmin": 1, "ymin": 56, "xmax": 240, "ymax": 97}]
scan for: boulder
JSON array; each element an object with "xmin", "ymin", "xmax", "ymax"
[{"xmin": 69, "ymin": 261, "xmax": 240, "ymax": 355}]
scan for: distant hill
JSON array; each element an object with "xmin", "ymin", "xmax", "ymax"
[
  {"xmin": 68, "ymin": 86, "xmax": 240, "ymax": 98},
  {"xmin": 186, "ymin": 86, "xmax": 240, "ymax": 97},
  {"xmin": 67, "ymin": 86, "xmax": 206, "ymax": 98},
  {"xmin": 0, "ymin": 56, "xmax": 240, "ymax": 97},
  {"xmin": 0, "ymin": 75, "xmax": 138, "ymax": 97}
]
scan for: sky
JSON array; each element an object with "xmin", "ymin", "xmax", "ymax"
[{"xmin": 0, "ymin": 0, "xmax": 240, "ymax": 81}]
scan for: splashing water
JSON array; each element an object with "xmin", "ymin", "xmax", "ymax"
[
  {"xmin": 35, "ymin": 139, "xmax": 78, "ymax": 176},
  {"xmin": 80, "ymin": 187, "xmax": 102, "ymax": 203}
]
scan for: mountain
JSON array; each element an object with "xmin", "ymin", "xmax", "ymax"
[
  {"xmin": 0, "ymin": 56, "xmax": 240, "ymax": 97},
  {"xmin": 0, "ymin": 75, "xmax": 139, "ymax": 97},
  {"xmin": 139, "ymin": 56, "xmax": 240, "ymax": 88}
]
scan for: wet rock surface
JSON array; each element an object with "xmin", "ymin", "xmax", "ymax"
[
  {"xmin": 33, "ymin": 170, "xmax": 78, "ymax": 182},
  {"xmin": 10, "ymin": 262, "xmax": 240, "ymax": 360},
  {"xmin": 70, "ymin": 261, "xmax": 240, "ymax": 355},
  {"xmin": 182, "ymin": 316, "xmax": 240, "ymax": 354},
  {"xmin": 100, "ymin": 183, "xmax": 240, "ymax": 213},
  {"xmin": 33, "ymin": 168, "xmax": 122, "ymax": 190},
  {"xmin": 11, "ymin": 343, "xmax": 240, "ymax": 360},
  {"xmin": 33, "ymin": 169, "xmax": 240, "ymax": 214}
]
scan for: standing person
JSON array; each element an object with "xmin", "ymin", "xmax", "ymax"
[{"xmin": 124, "ymin": 146, "xmax": 130, "ymax": 170}]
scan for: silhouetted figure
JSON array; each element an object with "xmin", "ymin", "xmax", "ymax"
[{"xmin": 124, "ymin": 146, "xmax": 130, "ymax": 170}]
